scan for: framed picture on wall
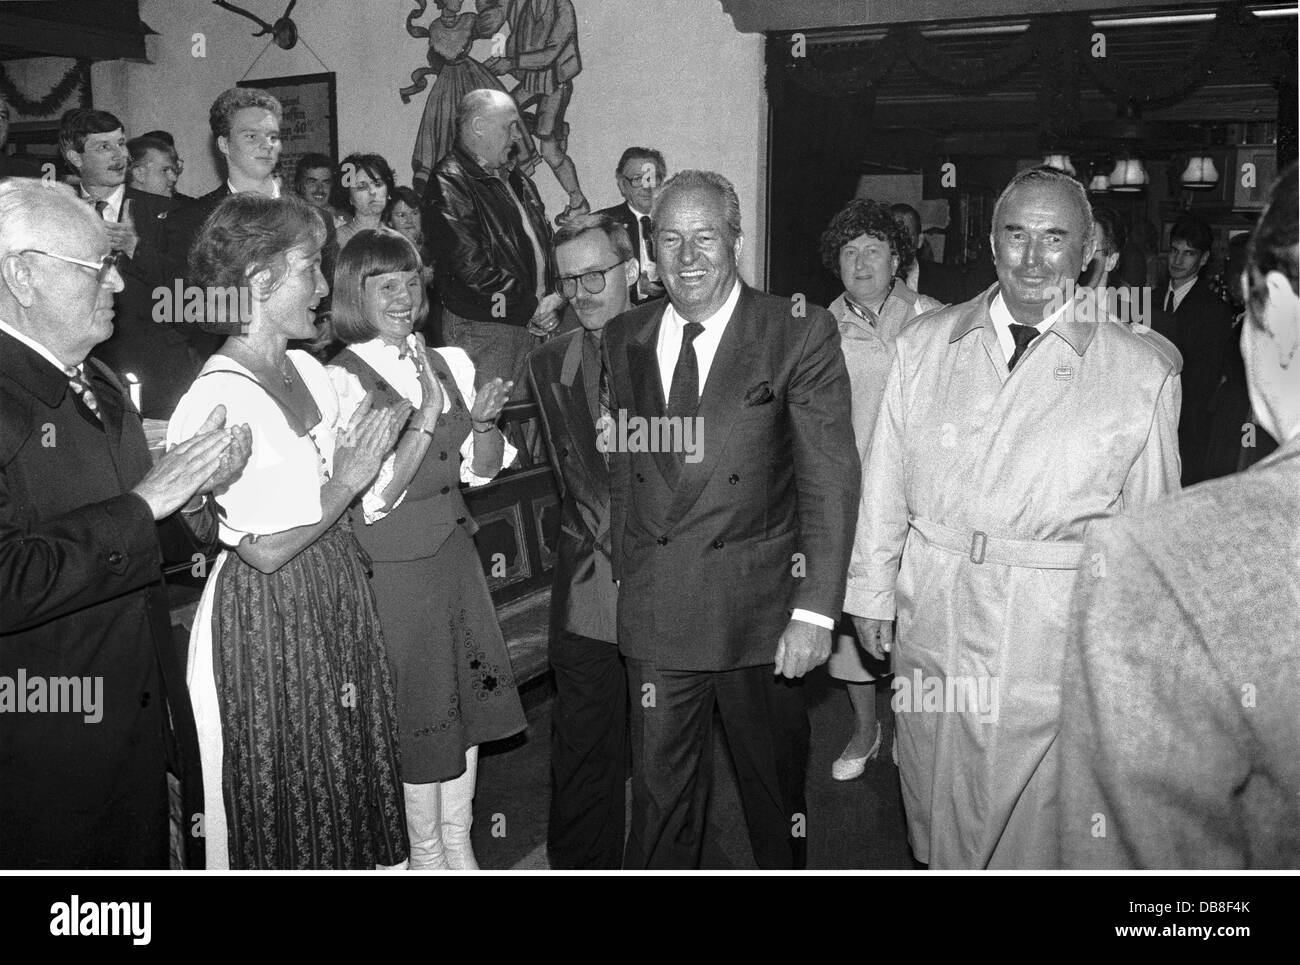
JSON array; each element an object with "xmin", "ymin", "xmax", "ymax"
[{"xmin": 238, "ymin": 72, "xmax": 338, "ymax": 184}]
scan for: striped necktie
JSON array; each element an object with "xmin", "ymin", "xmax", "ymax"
[{"xmin": 66, "ymin": 364, "xmax": 102, "ymax": 421}]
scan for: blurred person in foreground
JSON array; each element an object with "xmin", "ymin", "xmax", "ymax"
[{"xmin": 1059, "ymin": 162, "xmax": 1300, "ymax": 870}]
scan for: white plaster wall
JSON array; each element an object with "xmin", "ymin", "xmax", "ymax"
[{"xmin": 3, "ymin": 0, "xmax": 765, "ymax": 282}]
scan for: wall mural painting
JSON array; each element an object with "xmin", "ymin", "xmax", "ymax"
[{"xmin": 401, "ymin": 0, "xmax": 589, "ymax": 224}]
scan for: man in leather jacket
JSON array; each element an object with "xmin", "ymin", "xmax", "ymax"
[{"xmin": 424, "ymin": 88, "xmax": 563, "ymax": 398}]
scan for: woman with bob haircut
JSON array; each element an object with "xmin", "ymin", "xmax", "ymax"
[
  {"xmin": 327, "ymin": 228, "xmax": 526, "ymax": 869},
  {"xmin": 167, "ymin": 195, "xmax": 410, "ymax": 869}
]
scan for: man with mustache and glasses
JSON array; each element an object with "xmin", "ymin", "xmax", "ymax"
[
  {"xmin": 527, "ymin": 213, "xmax": 637, "ymax": 868},
  {"xmin": 843, "ymin": 167, "xmax": 1180, "ymax": 869},
  {"xmin": 602, "ymin": 170, "xmax": 859, "ymax": 869}
]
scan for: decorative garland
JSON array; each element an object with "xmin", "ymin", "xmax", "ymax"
[
  {"xmin": 0, "ymin": 59, "xmax": 89, "ymax": 116},
  {"xmin": 778, "ymin": 4, "xmax": 1286, "ymax": 107}
]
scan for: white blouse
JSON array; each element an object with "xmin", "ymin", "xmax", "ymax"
[
  {"xmin": 327, "ymin": 337, "xmax": 516, "ymax": 523},
  {"xmin": 167, "ymin": 350, "xmax": 340, "ymax": 547}
]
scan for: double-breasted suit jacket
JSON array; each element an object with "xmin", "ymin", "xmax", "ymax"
[{"xmin": 602, "ymin": 284, "xmax": 861, "ymax": 671}]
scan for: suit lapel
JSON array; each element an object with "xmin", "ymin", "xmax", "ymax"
[
  {"xmin": 663, "ymin": 285, "xmax": 757, "ymax": 527},
  {"xmin": 627, "ymin": 301, "xmax": 676, "ymax": 487}
]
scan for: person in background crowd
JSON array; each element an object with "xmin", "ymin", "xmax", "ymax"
[
  {"xmin": 58, "ymin": 108, "xmax": 186, "ymax": 419},
  {"xmin": 168, "ymin": 194, "xmax": 408, "ymax": 869},
  {"xmin": 820, "ymin": 198, "xmax": 941, "ymax": 781},
  {"xmin": 161, "ymin": 87, "xmax": 284, "ymax": 357},
  {"xmin": 328, "ymin": 228, "xmax": 524, "ymax": 869},
  {"xmin": 334, "ymin": 152, "xmax": 396, "ymax": 250},
  {"xmin": 604, "ymin": 170, "xmax": 860, "ymax": 869},
  {"xmin": 844, "ymin": 167, "xmax": 1180, "ymax": 868},
  {"xmin": 596, "ymin": 147, "xmax": 667, "ymax": 305},
  {"xmin": 384, "ymin": 184, "xmax": 436, "ymax": 287},
  {"xmin": 1118, "ymin": 217, "xmax": 1159, "ymax": 292},
  {"xmin": 1202, "ymin": 232, "xmax": 1279, "ymax": 479},
  {"xmin": 527, "ymin": 213, "xmax": 635, "ymax": 868},
  {"xmin": 138, "ymin": 130, "xmax": 193, "ymax": 202},
  {"xmin": 890, "ymin": 202, "xmax": 962, "ymax": 305},
  {"xmin": 1155, "ymin": 214, "xmax": 1235, "ymax": 486},
  {"xmin": 1059, "ymin": 162, "xmax": 1299, "ymax": 869},
  {"xmin": 425, "ymin": 89, "xmax": 562, "ymax": 396},
  {"xmin": 0, "ymin": 178, "xmax": 249, "ymax": 868},
  {"xmin": 1084, "ymin": 206, "xmax": 1182, "ymax": 373},
  {"xmin": 294, "ymin": 151, "xmax": 336, "ymax": 212},
  {"xmin": 0, "ymin": 92, "xmax": 42, "ymax": 180},
  {"xmin": 127, "ymin": 134, "xmax": 180, "ymax": 199}
]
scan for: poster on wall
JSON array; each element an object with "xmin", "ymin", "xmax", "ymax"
[{"xmin": 238, "ymin": 72, "xmax": 338, "ymax": 186}]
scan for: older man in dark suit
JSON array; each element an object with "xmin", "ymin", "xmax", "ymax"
[
  {"xmin": 528, "ymin": 212, "xmax": 638, "ymax": 868},
  {"xmin": 0, "ymin": 179, "xmax": 249, "ymax": 868},
  {"xmin": 596, "ymin": 147, "xmax": 667, "ymax": 306},
  {"xmin": 603, "ymin": 170, "xmax": 860, "ymax": 869}
]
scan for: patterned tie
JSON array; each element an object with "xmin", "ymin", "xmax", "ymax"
[
  {"xmin": 640, "ymin": 215, "xmax": 655, "ymax": 262},
  {"xmin": 66, "ymin": 364, "xmax": 102, "ymax": 421},
  {"xmin": 667, "ymin": 322, "xmax": 705, "ymax": 419},
  {"xmin": 1007, "ymin": 323, "xmax": 1040, "ymax": 371},
  {"xmin": 1164, "ymin": 285, "xmax": 1174, "ymax": 314},
  {"xmin": 598, "ymin": 351, "xmax": 612, "ymax": 467}
]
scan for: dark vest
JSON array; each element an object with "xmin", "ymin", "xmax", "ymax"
[{"xmin": 331, "ymin": 347, "xmax": 477, "ymax": 562}]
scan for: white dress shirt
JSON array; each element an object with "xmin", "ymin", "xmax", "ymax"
[
  {"xmin": 82, "ymin": 183, "xmax": 126, "ymax": 222},
  {"xmin": 1167, "ymin": 275, "xmax": 1197, "ymax": 313},
  {"xmin": 654, "ymin": 280, "xmax": 833, "ymax": 631},
  {"xmin": 627, "ymin": 201, "xmax": 653, "ymax": 276},
  {"xmin": 989, "ymin": 291, "xmax": 1072, "ymax": 366},
  {"xmin": 226, "ymin": 178, "xmax": 281, "ymax": 199}
]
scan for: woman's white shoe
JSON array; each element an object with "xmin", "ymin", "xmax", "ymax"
[{"xmin": 831, "ymin": 722, "xmax": 882, "ymax": 781}]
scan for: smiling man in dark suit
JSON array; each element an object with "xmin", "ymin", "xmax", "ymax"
[
  {"xmin": 0, "ymin": 178, "xmax": 249, "ymax": 868},
  {"xmin": 602, "ymin": 170, "xmax": 860, "ymax": 869},
  {"xmin": 527, "ymin": 212, "xmax": 638, "ymax": 868},
  {"xmin": 57, "ymin": 109, "xmax": 189, "ymax": 419}
]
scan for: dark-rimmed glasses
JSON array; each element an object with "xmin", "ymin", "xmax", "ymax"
[{"xmin": 557, "ymin": 259, "xmax": 627, "ymax": 298}]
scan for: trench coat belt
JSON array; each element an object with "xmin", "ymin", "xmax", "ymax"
[{"xmin": 907, "ymin": 515, "xmax": 1085, "ymax": 570}]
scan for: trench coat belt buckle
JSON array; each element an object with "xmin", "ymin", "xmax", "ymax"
[{"xmin": 907, "ymin": 515, "xmax": 1084, "ymax": 570}]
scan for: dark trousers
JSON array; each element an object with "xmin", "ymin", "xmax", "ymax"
[
  {"xmin": 623, "ymin": 659, "xmax": 810, "ymax": 870},
  {"xmin": 548, "ymin": 630, "xmax": 628, "ymax": 869}
]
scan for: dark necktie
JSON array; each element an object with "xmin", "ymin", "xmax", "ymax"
[
  {"xmin": 1164, "ymin": 286, "xmax": 1174, "ymax": 313},
  {"xmin": 640, "ymin": 215, "xmax": 655, "ymax": 262},
  {"xmin": 66, "ymin": 364, "xmax": 102, "ymax": 421},
  {"xmin": 1007, "ymin": 323, "xmax": 1040, "ymax": 371},
  {"xmin": 667, "ymin": 322, "xmax": 705, "ymax": 419},
  {"xmin": 89, "ymin": 198, "xmax": 108, "ymax": 219},
  {"xmin": 597, "ymin": 351, "xmax": 612, "ymax": 466}
]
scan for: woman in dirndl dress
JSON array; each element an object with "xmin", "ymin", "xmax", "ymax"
[
  {"xmin": 167, "ymin": 195, "xmax": 410, "ymax": 868},
  {"xmin": 327, "ymin": 228, "xmax": 526, "ymax": 869}
]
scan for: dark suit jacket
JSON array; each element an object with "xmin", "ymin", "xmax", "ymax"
[
  {"xmin": 595, "ymin": 202, "xmax": 660, "ymax": 306},
  {"xmin": 914, "ymin": 260, "xmax": 965, "ymax": 306},
  {"xmin": 157, "ymin": 185, "xmax": 232, "ymax": 359},
  {"xmin": 1152, "ymin": 277, "xmax": 1234, "ymax": 484},
  {"xmin": 0, "ymin": 331, "xmax": 203, "ymax": 869},
  {"xmin": 89, "ymin": 187, "xmax": 205, "ymax": 419},
  {"xmin": 602, "ymin": 284, "xmax": 860, "ymax": 671},
  {"xmin": 528, "ymin": 328, "xmax": 617, "ymax": 644}
]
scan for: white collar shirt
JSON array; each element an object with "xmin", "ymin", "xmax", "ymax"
[
  {"xmin": 655, "ymin": 279, "xmax": 742, "ymax": 401},
  {"xmin": 989, "ymin": 290, "xmax": 1072, "ymax": 366}
]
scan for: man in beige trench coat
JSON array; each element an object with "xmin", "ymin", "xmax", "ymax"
[{"xmin": 843, "ymin": 167, "xmax": 1182, "ymax": 868}]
